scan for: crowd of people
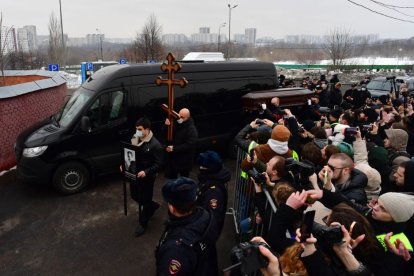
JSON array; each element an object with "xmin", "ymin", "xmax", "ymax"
[
  {"xmin": 232, "ymin": 74, "xmax": 414, "ymax": 275},
  {"xmin": 124, "ymin": 74, "xmax": 414, "ymax": 275}
]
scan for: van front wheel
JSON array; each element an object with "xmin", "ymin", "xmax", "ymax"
[{"xmin": 53, "ymin": 162, "xmax": 90, "ymax": 194}]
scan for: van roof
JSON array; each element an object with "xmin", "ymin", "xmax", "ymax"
[{"xmin": 82, "ymin": 61, "xmax": 277, "ymax": 92}]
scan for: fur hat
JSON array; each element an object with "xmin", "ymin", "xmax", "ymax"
[
  {"xmin": 271, "ymin": 125, "xmax": 291, "ymax": 142},
  {"xmin": 162, "ymin": 177, "xmax": 198, "ymax": 207},
  {"xmin": 197, "ymin": 150, "xmax": 223, "ymax": 173},
  {"xmin": 378, "ymin": 193, "xmax": 414, "ymax": 222}
]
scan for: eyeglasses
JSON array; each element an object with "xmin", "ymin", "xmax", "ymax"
[{"xmin": 327, "ymin": 164, "xmax": 345, "ymax": 171}]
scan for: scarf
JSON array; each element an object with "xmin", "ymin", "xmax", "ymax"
[{"xmin": 131, "ymin": 130, "xmax": 153, "ymax": 147}]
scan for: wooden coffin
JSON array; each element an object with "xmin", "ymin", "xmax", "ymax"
[{"xmin": 241, "ymin": 87, "xmax": 313, "ymax": 111}]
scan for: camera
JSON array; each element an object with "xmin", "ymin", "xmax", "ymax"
[
  {"xmin": 230, "ymin": 241, "xmax": 270, "ymax": 274},
  {"xmin": 386, "ymin": 76, "xmax": 396, "ymax": 81},
  {"xmin": 285, "ymin": 158, "xmax": 315, "ymax": 179},
  {"xmin": 247, "ymin": 168, "xmax": 267, "ymax": 184},
  {"xmin": 312, "ymin": 222, "xmax": 344, "ymax": 245},
  {"xmin": 285, "ymin": 158, "xmax": 315, "ymax": 187},
  {"xmin": 255, "ymin": 119, "xmax": 265, "ymax": 125}
]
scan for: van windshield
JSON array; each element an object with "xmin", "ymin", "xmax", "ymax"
[{"xmin": 59, "ymin": 89, "xmax": 93, "ymax": 128}]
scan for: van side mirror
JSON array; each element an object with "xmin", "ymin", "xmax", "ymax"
[{"xmin": 80, "ymin": 116, "xmax": 91, "ymax": 132}]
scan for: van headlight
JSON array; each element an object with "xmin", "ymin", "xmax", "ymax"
[{"xmin": 23, "ymin": 146, "xmax": 48, "ymax": 157}]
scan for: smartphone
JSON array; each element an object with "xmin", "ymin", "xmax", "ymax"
[
  {"xmin": 362, "ymin": 124, "xmax": 373, "ymax": 132},
  {"xmin": 345, "ymin": 127, "xmax": 358, "ymax": 136},
  {"xmin": 300, "ymin": 210, "xmax": 315, "ymax": 242}
]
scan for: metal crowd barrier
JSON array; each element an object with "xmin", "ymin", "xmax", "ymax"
[{"xmin": 227, "ymin": 145, "xmax": 277, "ymax": 242}]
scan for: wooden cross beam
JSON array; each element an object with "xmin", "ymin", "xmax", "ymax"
[
  {"xmin": 161, "ymin": 104, "xmax": 180, "ymax": 119},
  {"xmin": 155, "ymin": 53, "xmax": 188, "ymax": 142}
]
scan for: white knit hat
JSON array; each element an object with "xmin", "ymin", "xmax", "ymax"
[{"xmin": 379, "ymin": 193, "xmax": 414, "ymax": 223}]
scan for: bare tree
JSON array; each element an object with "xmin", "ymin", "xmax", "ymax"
[
  {"xmin": 135, "ymin": 14, "xmax": 163, "ymax": 62},
  {"xmin": 48, "ymin": 12, "xmax": 65, "ymax": 67},
  {"xmin": 0, "ymin": 12, "xmax": 14, "ymax": 86},
  {"xmin": 324, "ymin": 28, "xmax": 354, "ymax": 69}
]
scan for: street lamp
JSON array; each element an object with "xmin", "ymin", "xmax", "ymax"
[
  {"xmin": 96, "ymin": 28, "xmax": 103, "ymax": 61},
  {"xmin": 218, "ymin": 22, "xmax": 226, "ymax": 52},
  {"xmin": 227, "ymin": 4, "xmax": 238, "ymax": 59},
  {"xmin": 58, "ymin": 0, "xmax": 65, "ymax": 68}
]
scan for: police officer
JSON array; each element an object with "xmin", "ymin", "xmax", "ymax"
[
  {"xmin": 156, "ymin": 177, "xmax": 219, "ymax": 276},
  {"xmin": 130, "ymin": 118, "xmax": 163, "ymax": 237},
  {"xmin": 197, "ymin": 150, "xmax": 231, "ymax": 235}
]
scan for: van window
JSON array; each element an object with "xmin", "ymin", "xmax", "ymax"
[
  {"xmin": 137, "ymin": 85, "xmax": 189, "ymax": 123},
  {"xmin": 59, "ymin": 89, "xmax": 93, "ymax": 128},
  {"xmin": 87, "ymin": 90, "xmax": 127, "ymax": 130}
]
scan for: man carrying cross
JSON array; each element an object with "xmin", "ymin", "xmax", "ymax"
[{"xmin": 163, "ymin": 108, "xmax": 198, "ymax": 179}]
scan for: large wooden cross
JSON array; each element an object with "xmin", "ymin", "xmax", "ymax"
[{"xmin": 155, "ymin": 53, "xmax": 188, "ymax": 142}]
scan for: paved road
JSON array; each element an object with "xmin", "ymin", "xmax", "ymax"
[{"xmin": 0, "ymin": 160, "xmax": 237, "ymax": 275}]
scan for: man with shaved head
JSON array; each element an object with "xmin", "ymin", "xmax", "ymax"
[{"xmin": 164, "ymin": 108, "xmax": 198, "ymax": 179}]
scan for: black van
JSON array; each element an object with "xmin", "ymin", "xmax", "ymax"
[{"xmin": 15, "ymin": 61, "xmax": 278, "ymax": 194}]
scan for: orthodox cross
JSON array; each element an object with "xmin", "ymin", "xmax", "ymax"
[{"xmin": 155, "ymin": 53, "xmax": 188, "ymax": 142}]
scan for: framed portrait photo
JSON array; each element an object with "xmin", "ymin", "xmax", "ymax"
[{"xmin": 121, "ymin": 142, "xmax": 138, "ymax": 181}]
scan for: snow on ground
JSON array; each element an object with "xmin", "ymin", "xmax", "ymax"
[{"xmin": 59, "ymin": 71, "xmax": 81, "ymax": 89}]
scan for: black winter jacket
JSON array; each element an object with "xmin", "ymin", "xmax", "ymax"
[
  {"xmin": 156, "ymin": 207, "xmax": 219, "ymax": 276},
  {"xmin": 163, "ymin": 118, "xmax": 198, "ymax": 172},
  {"xmin": 334, "ymin": 168, "xmax": 368, "ymax": 206}
]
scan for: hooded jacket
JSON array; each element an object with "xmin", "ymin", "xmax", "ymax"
[
  {"xmin": 353, "ymin": 139, "xmax": 381, "ymax": 200},
  {"xmin": 156, "ymin": 207, "xmax": 219, "ymax": 276},
  {"xmin": 335, "ymin": 168, "xmax": 368, "ymax": 206},
  {"xmin": 385, "ymin": 129, "xmax": 411, "ymax": 181}
]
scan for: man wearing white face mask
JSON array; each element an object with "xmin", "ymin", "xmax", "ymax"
[
  {"xmin": 164, "ymin": 108, "xmax": 198, "ymax": 179},
  {"xmin": 129, "ymin": 118, "xmax": 163, "ymax": 237}
]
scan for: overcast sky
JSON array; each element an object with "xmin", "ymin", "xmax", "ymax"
[{"xmin": 2, "ymin": 0, "xmax": 414, "ymax": 39}]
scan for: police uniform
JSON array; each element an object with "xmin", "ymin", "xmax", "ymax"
[
  {"xmin": 155, "ymin": 207, "xmax": 219, "ymax": 276},
  {"xmin": 197, "ymin": 151, "xmax": 231, "ymax": 235},
  {"xmin": 156, "ymin": 177, "xmax": 220, "ymax": 276}
]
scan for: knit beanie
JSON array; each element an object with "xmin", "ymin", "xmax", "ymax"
[
  {"xmin": 367, "ymin": 145, "xmax": 389, "ymax": 173},
  {"xmin": 271, "ymin": 125, "xmax": 291, "ymax": 142},
  {"xmin": 378, "ymin": 192, "xmax": 414, "ymax": 222},
  {"xmin": 337, "ymin": 142, "xmax": 354, "ymax": 158},
  {"xmin": 384, "ymin": 129, "xmax": 408, "ymax": 151}
]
